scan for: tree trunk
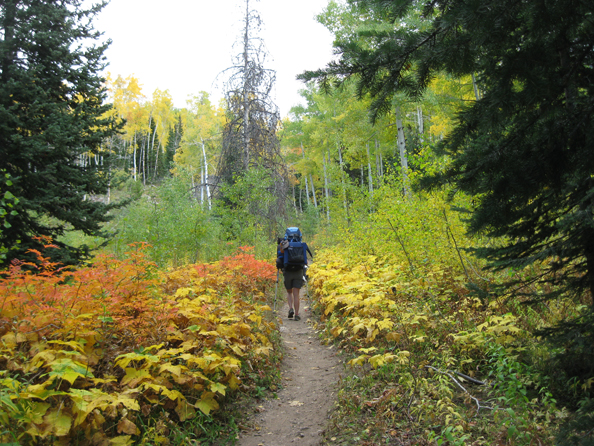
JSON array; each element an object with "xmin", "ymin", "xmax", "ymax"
[
  {"xmin": 323, "ymin": 154, "xmax": 330, "ymax": 221},
  {"xmin": 1, "ymin": 1, "xmax": 16, "ymax": 84},
  {"xmin": 301, "ymin": 142, "xmax": 311, "ymax": 206},
  {"xmin": 201, "ymin": 138, "xmax": 211, "ymax": 210},
  {"xmin": 310, "ymin": 174, "xmax": 318, "ymax": 208},
  {"xmin": 396, "ymin": 107, "xmax": 409, "ymax": 195},
  {"xmin": 337, "ymin": 143, "xmax": 347, "ymax": 211},
  {"xmin": 153, "ymin": 139, "xmax": 161, "ymax": 181},
  {"xmin": 366, "ymin": 143, "xmax": 374, "ymax": 196},
  {"xmin": 200, "ymin": 167, "xmax": 205, "ymax": 205},
  {"xmin": 133, "ymin": 134, "xmax": 137, "ymax": 181}
]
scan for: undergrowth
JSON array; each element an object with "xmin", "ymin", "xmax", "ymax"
[
  {"xmin": 0, "ymin": 242, "xmax": 282, "ymax": 445},
  {"xmin": 308, "ymin": 249, "xmax": 585, "ymax": 445}
]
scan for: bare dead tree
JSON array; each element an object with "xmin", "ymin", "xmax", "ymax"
[{"xmin": 215, "ymin": 0, "xmax": 289, "ymax": 234}]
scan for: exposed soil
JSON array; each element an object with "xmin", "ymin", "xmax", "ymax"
[{"xmin": 238, "ymin": 288, "xmax": 342, "ymax": 446}]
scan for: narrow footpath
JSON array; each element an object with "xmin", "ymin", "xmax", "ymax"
[{"xmin": 239, "ymin": 290, "xmax": 342, "ymax": 446}]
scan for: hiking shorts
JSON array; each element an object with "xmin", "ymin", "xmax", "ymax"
[{"xmin": 283, "ymin": 268, "xmax": 305, "ymax": 290}]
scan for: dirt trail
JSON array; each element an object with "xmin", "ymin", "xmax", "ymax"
[{"xmin": 238, "ymin": 289, "xmax": 341, "ymax": 446}]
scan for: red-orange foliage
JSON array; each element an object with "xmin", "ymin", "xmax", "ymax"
[
  {"xmin": 0, "ymin": 242, "xmax": 278, "ymax": 444},
  {"xmin": 0, "ymin": 242, "xmax": 175, "ymax": 348}
]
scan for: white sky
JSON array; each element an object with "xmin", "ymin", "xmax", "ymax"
[{"xmin": 92, "ymin": 0, "xmax": 336, "ymax": 117}]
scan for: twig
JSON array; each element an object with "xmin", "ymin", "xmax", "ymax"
[
  {"xmin": 425, "ymin": 365, "xmax": 495, "ymax": 415},
  {"xmin": 387, "ymin": 218, "xmax": 415, "ymax": 274},
  {"xmin": 442, "ymin": 208, "xmax": 470, "ymax": 282},
  {"xmin": 454, "ymin": 371, "xmax": 489, "ymax": 386}
]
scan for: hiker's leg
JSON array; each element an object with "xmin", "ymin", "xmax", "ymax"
[
  {"xmin": 292, "ymin": 287, "xmax": 300, "ymax": 316},
  {"xmin": 286, "ymin": 288, "xmax": 294, "ymax": 310}
]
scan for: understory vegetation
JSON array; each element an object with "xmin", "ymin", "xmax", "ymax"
[
  {"xmin": 0, "ymin": 243, "xmax": 281, "ymax": 445},
  {"xmin": 306, "ymin": 190, "xmax": 593, "ymax": 445}
]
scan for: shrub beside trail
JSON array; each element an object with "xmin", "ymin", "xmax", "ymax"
[
  {"xmin": 307, "ymin": 249, "xmax": 572, "ymax": 445},
  {"xmin": 0, "ymin": 243, "xmax": 280, "ymax": 445}
]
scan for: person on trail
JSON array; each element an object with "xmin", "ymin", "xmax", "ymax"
[{"xmin": 278, "ymin": 230, "xmax": 310, "ymax": 321}]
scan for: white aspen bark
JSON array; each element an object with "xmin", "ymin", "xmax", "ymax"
[
  {"xmin": 151, "ymin": 126, "xmax": 158, "ymax": 179},
  {"xmin": 153, "ymin": 140, "xmax": 161, "ymax": 180},
  {"xmin": 323, "ymin": 154, "xmax": 330, "ymax": 221},
  {"xmin": 200, "ymin": 138, "xmax": 212, "ymax": 211},
  {"xmin": 107, "ymin": 169, "xmax": 111, "ymax": 204},
  {"xmin": 310, "ymin": 174, "xmax": 318, "ymax": 208},
  {"xmin": 299, "ymin": 185, "xmax": 303, "ymax": 213},
  {"xmin": 141, "ymin": 139, "xmax": 146, "ymax": 186},
  {"xmin": 301, "ymin": 142, "xmax": 311, "ymax": 206},
  {"xmin": 133, "ymin": 134, "xmax": 137, "ymax": 181},
  {"xmin": 200, "ymin": 167, "xmax": 205, "ymax": 205},
  {"xmin": 417, "ymin": 106, "xmax": 425, "ymax": 149},
  {"xmin": 366, "ymin": 143, "xmax": 374, "ymax": 196},
  {"xmin": 396, "ymin": 107, "xmax": 409, "ymax": 195},
  {"xmin": 337, "ymin": 143, "xmax": 347, "ymax": 211},
  {"xmin": 292, "ymin": 185, "xmax": 298, "ymax": 215}
]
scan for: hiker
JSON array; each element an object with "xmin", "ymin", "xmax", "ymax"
[{"xmin": 278, "ymin": 227, "xmax": 310, "ymax": 321}]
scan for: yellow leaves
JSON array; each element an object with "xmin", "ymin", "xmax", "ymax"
[
  {"xmin": 453, "ymin": 313, "xmax": 524, "ymax": 350},
  {"xmin": 1, "ymin": 332, "xmax": 17, "ymax": 350},
  {"xmin": 27, "ymin": 408, "xmax": 72, "ymax": 438},
  {"xmin": 369, "ymin": 353, "xmax": 395, "ymax": 368},
  {"xmin": 358, "ymin": 347, "xmax": 377, "ymax": 354},
  {"xmin": 158, "ymin": 363, "xmax": 185, "ymax": 378},
  {"xmin": 254, "ymin": 346, "xmax": 272, "ymax": 357},
  {"xmin": 348, "ymin": 351, "xmax": 409, "ymax": 368},
  {"xmin": 348, "ymin": 355, "xmax": 369, "ymax": 367},
  {"xmin": 113, "ymin": 394, "xmax": 141, "ymax": 412},
  {"xmin": 174, "ymin": 287, "xmax": 195, "ymax": 298},
  {"xmin": 209, "ymin": 382, "xmax": 226, "ymax": 395},
  {"xmin": 109, "ymin": 436, "xmax": 134, "ymax": 445},
  {"xmin": 377, "ymin": 318, "xmax": 394, "ymax": 331},
  {"xmin": 195, "ymin": 391, "xmax": 219, "ymax": 415},
  {"xmin": 121, "ymin": 368, "xmax": 151, "ymax": 388},
  {"xmin": 115, "ymin": 352, "xmax": 159, "ymax": 370}
]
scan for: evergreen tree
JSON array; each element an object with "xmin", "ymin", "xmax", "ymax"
[
  {"xmin": 301, "ymin": 0, "xmax": 594, "ymax": 301},
  {"xmin": 0, "ymin": 0, "xmax": 121, "ymax": 265}
]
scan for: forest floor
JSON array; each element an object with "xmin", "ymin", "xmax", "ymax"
[{"xmin": 238, "ymin": 288, "xmax": 342, "ymax": 446}]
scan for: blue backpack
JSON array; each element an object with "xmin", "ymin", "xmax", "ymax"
[
  {"xmin": 285, "ymin": 227, "xmax": 302, "ymax": 242},
  {"xmin": 283, "ymin": 227, "xmax": 307, "ymax": 271}
]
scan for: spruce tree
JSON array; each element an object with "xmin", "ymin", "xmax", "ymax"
[
  {"xmin": 301, "ymin": 0, "xmax": 594, "ymax": 301},
  {"xmin": 0, "ymin": 0, "xmax": 120, "ymax": 265}
]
